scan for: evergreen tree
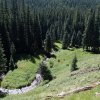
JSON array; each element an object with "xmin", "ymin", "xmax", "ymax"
[
  {"xmin": 0, "ymin": 36, "xmax": 7, "ymax": 74},
  {"xmin": 38, "ymin": 62, "xmax": 53, "ymax": 81},
  {"xmin": 9, "ymin": 42, "xmax": 16, "ymax": 71},
  {"xmin": 73, "ymin": 10, "xmax": 80, "ymax": 33},
  {"xmin": 11, "ymin": 0, "xmax": 19, "ymax": 48},
  {"xmin": 70, "ymin": 31, "xmax": 77, "ymax": 47},
  {"xmin": 0, "ymin": 23, "xmax": 11, "ymax": 72},
  {"xmin": 76, "ymin": 31, "xmax": 82, "ymax": 47},
  {"xmin": 45, "ymin": 33, "xmax": 52, "ymax": 53},
  {"xmin": 91, "ymin": 8, "xmax": 100, "ymax": 52},
  {"xmin": 33, "ymin": 14, "xmax": 42, "ymax": 53},
  {"xmin": 19, "ymin": 0, "xmax": 28, "ymax": 53},
  {"xmin": 26, "ymin": 3, "xmax": 33, "ymax": 53},
  {"xmin": 82, "ymin": 10, "xmax": 95, "ymax": 51},
  {"xmin": 65, "ymin": 14, "xmax": 72, "ymax": 34},
  {"xmin": 62, "ymin": 32, "xmax": 69, "ymax": 49},
  {"xmin": 71, "ymin": 54, "xmax": 78, "ymax": 72}
]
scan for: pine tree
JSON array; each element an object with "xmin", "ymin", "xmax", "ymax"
[
  {"xmin": 33, "ymin": 14, "xmax": 42, "ymax": 53},
  {"xmin": 71, "ymin": 54, "xmax": 78, "ymax": 72},
  {"xmin": 49, "ymin": 25, "xmax": 56, "ymax": 46},
  {"xmin": 82, "ymin": 10, "xmax": 95, "ymax": 51},
  {"xmin": 70, "ymin": 31, "xmax": 77, "ymax": 47},
  {"xmin": 0, "ymin": 23, "xmax": 11, "ymax": 72},
  {"xmin": 76, "ymin": 31, "xmax": 82, "ymax": 47},
  {"xmin": 73, "ymin": 10, "xmax": 80, "ymax": 33},
  {"xmin": 9, "ymin": 42, "xmax": 16, "ymax": 70},
  {"xmin": 62, "ymin": 32, "xmax": 69, "ymax": 49},
  {"xmin": 26, "ymin": 3, "xmax": 33, "ymax": 53},
  {"xmin": 38, "ymin": 62, "xmax": 53, "ymax": 81},
  {"xmin": 45, "ymin": 33, "xmax": 52, "ymax": 53},
  {"xmin": 91, "ymin": 8, "xmax": 100, "ymax": 52},
  {"xmin": 11, "ymin": 0, "xmax": 19, "ymax": 50},
  {"xmin": 0, "ymin": 36, "xmax": 7, "ymax": 75},
  {"xmin": 65, "ymin": 14, "xmax": 72, "ymax": 34},
  {"xmin": 19, "ymin": 0, "xmax": 28, "ymax": 53}
]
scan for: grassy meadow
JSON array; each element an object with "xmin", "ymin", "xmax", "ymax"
[
  {"xmin": 0, "ymin": 43, "xmax": 100, "ymax": 100},
  {"xmin": 1, "ymin": 55, "xmax": 43, "ymax": 89}
]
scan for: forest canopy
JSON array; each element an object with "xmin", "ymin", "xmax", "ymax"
[{"xmin": 0, "ymin": 0, "xmax": 100, "ymax": 74}]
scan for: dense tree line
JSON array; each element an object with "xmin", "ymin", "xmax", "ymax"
[{"xmin": 0, "ymin": 0, "xmax": 100, "ymax": 73}]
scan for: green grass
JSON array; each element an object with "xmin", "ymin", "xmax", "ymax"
[
  {"xmin": 64, "ymin": 86, "xmax": 100, "ymax": 100},
  {"xmin": 1, "ymin": 56, "xmax": 42, "ymax": 89},
  {"xmin": 1, "ymin": 43, "xmax": 100, "ymax": 100}
]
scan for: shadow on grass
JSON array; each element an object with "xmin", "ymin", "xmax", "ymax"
[
  {"xmin": 14, "ymin": 53, "xmax": 37, "ymax": 63},
  {"xmin": 0, "ymin": 91, "xmax": 7, "ymax": 98},
  {"xmin": 84, "ymin": 50, "xmax": 100, "ymax": 54},
  {"xmin": 14, "ymin": 51, "xmax": 45, "ymax": 64},
  {"xmin": 53, "ymin": 45, "xmax": 59, "ymax": 51}
]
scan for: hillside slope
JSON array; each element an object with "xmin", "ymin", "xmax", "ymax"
[{"xmin": 1, "ymin": 43, "xmax": 100, "ymax": 100}]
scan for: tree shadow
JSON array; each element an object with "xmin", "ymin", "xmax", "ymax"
[
  {"xmin": 84, "ymin": 49, "xmax": 100, "ymax": 54},
  {"xmin": 44, "ymin": 51, "xmax": 56, "ymax": 59},
  {"xmin": 14, "ymin": 53, "xmax": 36, "ymax": 63},
  {"xmin": 0, "ymin": 91, "xmax": 7, "ymax": 98},
  {"xmin": 53, "ymin": 45, "xmax": 59, "ymax": 51},
  {"xmin": 50, "ymin": 54, "xmax": 56, "ymax": 59}
]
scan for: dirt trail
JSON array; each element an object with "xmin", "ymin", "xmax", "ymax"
[{"xmin": 0, "ymin": 74, "xmax": 42, "ymax": 95}]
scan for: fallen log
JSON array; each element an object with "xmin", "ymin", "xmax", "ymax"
[{"xmin": 46, "ymin": 81, "xmax": 100, "ymax": 99}]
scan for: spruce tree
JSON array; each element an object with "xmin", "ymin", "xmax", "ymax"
[
  {"xmin": 9, "ymin": 42, "xmax": 16, "ymax": 71},
  {"xmin": 73, "ymin": 10, "xmax": 80, "ymax": 33},
  {"xmin": 45, "ymin": 33, "xmax": 52, "ymax": 53},
  {"xmin": 70, "ymin": 31, "xmax": 77, "ymax": 47},
  {"xmin": 33, "ymin": 14, "xmax": 42, "ymax": 53},
  {"xmin": 76, "ymin": 31, "xmax": 82, "ymax": 47},
  {"xmin": 82, "ymin": 10, "xmax": 95, "ymax": 51},
  {"xmin": 0, "ymin": 23, "xmax": 11, "ymax": 72},
  {"xmin": 62, "ymin": 32, "xmax": 69, "ymax": 49},
  {"xmin": 11, "ymin": 0, "xmax": 19, "ymax": 45},
  {"xmin": 38, "ymin": 62, "xmax": 53, "ymax": 81},
  {"xmin": 0, "ymin": 36, "xmax": 7, "ymax": 75},
  {"xmin": 65, "ymin": 14, "xmax": 72, "ymax": 34},
  {"xmin": 71, "ymin": 54, "xmax": 78, "ymax": 72},
  {"xmin": 91, "ymin": 8, "xmax": 100, "ymax": 52}
]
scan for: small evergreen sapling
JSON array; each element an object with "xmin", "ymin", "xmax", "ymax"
[{"xmin": 71, "ymin": 54, "xmax": 78, "ymax": 71}]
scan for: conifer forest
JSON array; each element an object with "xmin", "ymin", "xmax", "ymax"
[{"xmin": 0, "ymin": 0, "xmax": 100, "ymax": 100}]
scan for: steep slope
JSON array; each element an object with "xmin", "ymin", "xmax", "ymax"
[{"xmin": 1, "ymin": 43, "xmax": 100, "ymax": 100}]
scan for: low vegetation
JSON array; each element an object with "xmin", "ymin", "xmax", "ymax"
[
  {"xmin": 1, "ymin": 56, "xmax": 42, "ymax": 89},
  {"xmin": 1, "ymin": 43, "xmax": 100, "ymax": 100}
]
